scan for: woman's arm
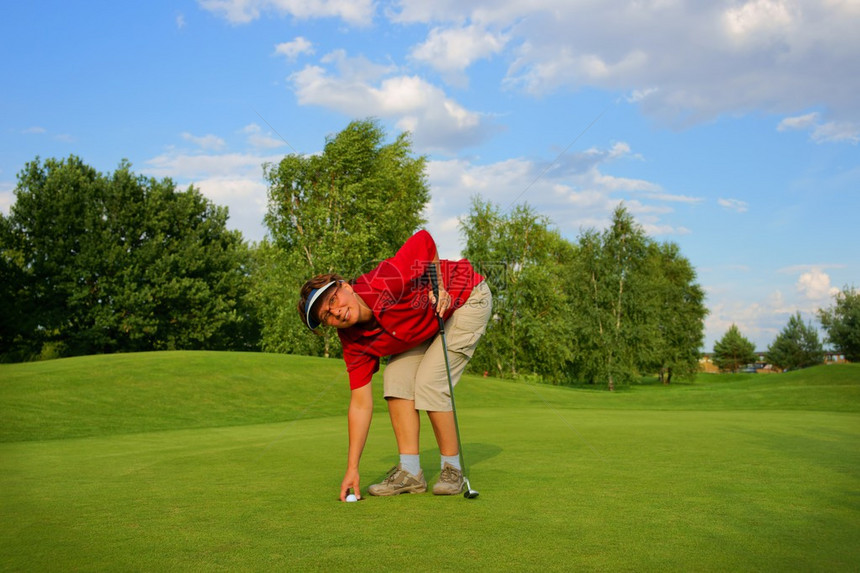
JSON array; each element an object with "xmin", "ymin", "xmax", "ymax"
[{"xmin": 340, "ymin": 382, "xmax": 374, "ymax": 501}]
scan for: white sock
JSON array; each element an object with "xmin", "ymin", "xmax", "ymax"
[
  {"xmin": 400, "ymin": 454, "xmax": 421, "ymax": 476},
  {"xmin": 441, "ymin": 454, "xmax": 461, "ymax": 470}
]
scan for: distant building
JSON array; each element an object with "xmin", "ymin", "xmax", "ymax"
[
  {"xmin": 698, "ymin": 354, "xmax": 720, "ymax": 374},
  {"xmin": 825, "ymin": 351, "xmax": 848, "ymax": 364},
  {"xmin": 698, "ymin": 351, "xmax": 777, "ymax": 373}
]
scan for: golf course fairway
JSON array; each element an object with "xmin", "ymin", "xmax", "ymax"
[{"xmin": 2, "ymin": 351, "xmax": 858, "ymax": 571}]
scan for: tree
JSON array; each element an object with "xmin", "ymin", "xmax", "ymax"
[
  {"xmin": 818, "ymin": 285, "xmax": 860, "ymax": 362},
  {"xmin": 646, "ymin": 242, "xmax": 708, "ymax": 384},
  {"xmin": 260, "ymin": 119, "xmax": 430, "ymax": 356},
  {"xmin": 712, "ymin": 324, "xmax": 757, "ymax": 372},
  {"xmin": 461, "ymin": 200, "xmax": 706, "ymax": 389},
  {"xmin": 766, "ymin": 312, "xmax": 824, "ymax": 370},
  {"xmin": 568, "ymin": 205, "xmax": 654, "ymax": 390},
  {"xmin": 460, "ymin": 197, "xmax": 576, "ymax": 383},
  {"xmin": 2, "ymin": 156, "xmax": 256, "ymax": 360},
  {"xmin": 0, "ymin": 213, "xmax": 40, "ymax": 360}
]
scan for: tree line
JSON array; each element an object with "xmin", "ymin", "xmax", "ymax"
[
  {"xmin": 1, "ymin": 157, "xmax": 258, "ymax": 361},
  {"xmin": 459, "ymin": 200, "xmax": 708, "ymax": 388},
  {"xmin": 712, "ymin": 287, "xmax": 860, "ymax": 373},
  {"xmin": 2, "ymin": 119, "xmax": 857, "ymax": 387}
]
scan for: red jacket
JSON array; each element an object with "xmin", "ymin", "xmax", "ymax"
[{"xmin": 338, "ymin": 230, "xmax": 484, "ymax": 390}]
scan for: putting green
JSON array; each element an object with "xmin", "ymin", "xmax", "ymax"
[{"xmin": 1, "ymin": 354, "xmax": 858, "ymax": 571}]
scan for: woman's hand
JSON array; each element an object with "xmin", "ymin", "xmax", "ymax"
[
  {"xmin": 340, "ymin": 468, "xmax": 361, "ymax": 501},
  {"xmin": 429, "ymin": 285, "xmax": 451, "ymax": 317}
]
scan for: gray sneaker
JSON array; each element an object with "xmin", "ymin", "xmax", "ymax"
[
  {"xmin": 368, "ymin": 464, "xmax": 427, "ymax": 496},
  {"xmin": 432, "ymin": 462, "xmax": 465, "ymax": 495}
]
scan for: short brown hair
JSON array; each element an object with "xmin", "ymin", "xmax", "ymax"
[{"xmin": 297, "ymin": 273, "xmax": 345, "ymax": 331}]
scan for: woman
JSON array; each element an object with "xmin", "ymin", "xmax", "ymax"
[{"xmin": 297, "ymin": 230, "xmax": 492, "ymax": 501}]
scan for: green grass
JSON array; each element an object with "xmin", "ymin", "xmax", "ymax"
[{"xmin": 2, "ymin": 352, "xmax": 859, "ymax": 571}]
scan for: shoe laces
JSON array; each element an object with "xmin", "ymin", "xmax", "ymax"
[
  {"xmin": 382, "ymin": 465, "xmax": 405, "ymax": 484},
  {"xmin": 439, "ymin": 465, "xmax": 461, "ymax": 483}
]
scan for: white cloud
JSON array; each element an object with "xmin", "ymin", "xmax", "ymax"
[
  {"xmin": 274, "ymin": 37, "xmax": 314, "ymax": 60},
  {"xmin": 320, "ymin": 49, "xmax": 398, "ymax": 83},
  {"xmin": 646, "ymin": 192, "xmax": 702, "ymax": 203},
  {"xmin": 176, "ymin": 13, "xmax": 186, "ymax": 29},
  {"xmin": 242, "ymin": 124, "xmax": 286, "ymax": 149},
  {"xmin": 641, "ymin": 222, "xmax": 691, "ymax": 236},
  {"xmin": 626, "ymin": 87, "xmax": 659, "ymax": 103},
  {"xmin": 594, "ymin": 172, "xmax": 662, "ymax": 193},
  {"xmin": 394, "ymin": 0, "xmax": 860, "ymax": 133},
  {"xmin": 143, "ymin": 149, "xmax": 282, "ymax": 243},
  {"xmin": 410, "ymin": 24, "xmax": 507, "ymax": 86},
  {"xmin": 423, "ymin": 140, "xmax": 691, "ymax": 255},
  {"xmin": 22, "ymin": 126, "xmax": 46, "ymax": 135},
  {"xmin": 797, "ymin": 268, "xmax": 840, "ymax": 300},
  {"xmin": 777, "ymin": 111, "xmax": 819, "ymax": 131},
  {"xmin": 145, "ymin": 151, "xmax": 276, "ymax": 179},
  {"xmin": 699, "ymin": 265, "xmax": 843, "ymax": 351},
  {"xmin": 778, "ymin": 263, "xmax": 845, "ymax": 274},
  {"xmin": 289, "ymin": 53, "xmax": 495, "ymax": 152},
  {"xmin": 778, "ymin": 112, "xmax": 860, "ymax": 143},
  {"xmin": 198, "ymin": 0, "xmax": 375, "ymax": 25},
  {"xmin": 718, "ymin": 198, "xmax": 748, "ymax": 212},
  {"xmin": 181, "ymin": 132, "xmax": 227, "ymax": 151},
  {"xmin": 702, "ymin": 277, "xmax": 835, "ymax": 351},
  {"xmin": 722, "ymin": 0, "xmax": 797, "ymax": 45},
  {"xmin": 189, "ymin": 177, "xmax": 270, "ymax": 242},
  {"xmin": 808, "ymin": 120, "xmax": 860, "ymax": 144},
  {"xmin": 704, "ymin": 298, "xmax": 783, "ymax": 351}
]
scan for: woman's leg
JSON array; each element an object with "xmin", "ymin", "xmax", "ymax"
[
  {"xmin": 368, "ymin": 345, "xmax": 431, "ymax": 495},
  {"xmin": 387, "ymin": 397, "xmax": 420, "ymax": 455},
  {"xmin": 426, "ymin": 410, "xmax": 458, "ymax": 456}
]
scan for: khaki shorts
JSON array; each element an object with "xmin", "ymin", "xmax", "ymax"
[{"xmin": 383, "ymin": 281, "xmax": 492, "ymax": 411}]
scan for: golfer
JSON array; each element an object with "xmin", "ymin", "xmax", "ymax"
[{"xmin": 298, "ymin": 230, "xmax": 491, "ymax": 501}]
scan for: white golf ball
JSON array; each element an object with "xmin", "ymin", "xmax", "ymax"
[{"xmin": 345, "ymin": 494, "xmax": 358, "ymax": 502}]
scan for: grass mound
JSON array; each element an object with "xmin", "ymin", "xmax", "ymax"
[{"xmin": 2, "ymin": 353, "xmax": 858, "ymax": 571}]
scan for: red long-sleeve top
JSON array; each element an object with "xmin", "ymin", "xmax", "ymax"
[{"xmin": 338, "ymin": 230, "xmax": 484, "ymax": 390}]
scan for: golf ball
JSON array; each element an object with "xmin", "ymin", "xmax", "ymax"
[{"xmin": 345, "ymin": 494, "xmax": 357, "ymax": 502}]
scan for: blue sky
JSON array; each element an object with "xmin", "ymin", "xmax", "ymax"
[{"xmin": 2, "ymin": 0, "xmax": 858, "ymax": 351}]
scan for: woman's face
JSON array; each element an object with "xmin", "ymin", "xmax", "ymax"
[{"xmin": 315, "ymin": 281, "xmax": 362, "ymax": 329}]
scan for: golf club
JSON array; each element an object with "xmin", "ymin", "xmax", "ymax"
[{"xmin": 428, "ymin": 265, "xmax": 480, "ymax": 499}]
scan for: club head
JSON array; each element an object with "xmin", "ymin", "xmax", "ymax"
[{"xmin": 463, "ymin": 477, "xmax": 479, "ymax": 499}]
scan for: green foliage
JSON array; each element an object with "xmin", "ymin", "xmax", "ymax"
[
  {"xmin": 712, "ymin": 324, "xmax": 757, "ymax": 372},
  {"xmin": 461, "ymin": 201, "xmax": 706, "ymax": 389},
  {"xmin": 766, "ymin": 312, "xmax": 824, "ymax": 370},
  {"xmin": 646, "ymin": 242, "xmax": 708, "ymax": 383},
  {"xmin": 460, "ymin": 198, "xmax": 576, "ymax": 383},
  {"xmin": 818, "ymin": 285, "xmax": 860, "ymax": 362},
  {"xmin": 1, "ymin": 156, "xmax": 257, "ymax": 360},
  {"xmin": 259, "ymin": 119, "xmax": 430, "ymax": 356},
  {"xmin": 0, "ymin": 213, "xmax": 39, "ymax": 360},
  {"xmin": 566, "ymin": 206, "xmax": 706, "ymax": 389},
  {"xmin": 568, "ymin": 206, "xmax": 655, "ymax": 390}
]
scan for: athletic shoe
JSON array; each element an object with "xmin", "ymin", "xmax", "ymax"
[
  {"xmin": 432, "ymin": 462, "xmax": 465, "ymax": 495},
  {"xmin": 368, "ymin": 464, "xmax": 427, "ymax": 496}
]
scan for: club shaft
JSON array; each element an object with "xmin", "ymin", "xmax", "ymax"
[
  {"xmin": 428, "ymin": 264, "xmax": 470, "ymax": 480},
  {"xmin": 437, "ymin": 317, "xmax": 468, "ymax": 479}
]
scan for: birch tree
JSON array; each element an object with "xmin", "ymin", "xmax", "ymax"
[
  {"xmin": 569, "ymin": 205, "xmax": 652, "ymax": 390},
  {"xmin": 259, "ymin": 119, "xmax": 429, "ymax": 356},
  {"xmin": 461, "ymin": 197, "xmax": 576, "ymax": 383}
]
